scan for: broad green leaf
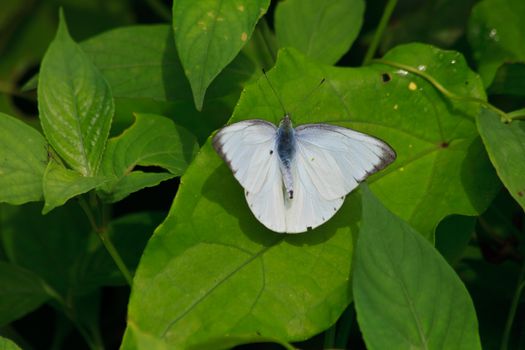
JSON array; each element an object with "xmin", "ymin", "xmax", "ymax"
[
  {"xmin": 38, "ymin": 12, "xmax": 114, "ymax": 176},
  {"xmin": 468, "ymin": 0, "xmax": 525, "ymax": 86},
  {"xmin": 0, "ymin": 336, "xmax": 21, "ymax": 350},
  {"xmin": 275, "ymin": 0, "xmax": 365, "ymax": 64},
  {"xmin": 0, "ymin": 262, "xmax": 50, "ymax": 326},
  {"xmin": 42, "ymin": 160, "xmax": 108, "ymax": 214},
  {"xmin": 173, "ymin": 0, "xmax": 270, "ymax": 110},
  {"xmin": 98, "ymin": 113, "xmax": 199, "ymax": 203},
  {"xmin": 353, "ymin": 186, "xmax": 481, "ymax": 350},
  {"xmin": 81, "ymin": 25, "xmax": 255, "ymax": 104},
  {"xmin": 0, "ymin": 112, "xmax": 47, "ymax": 205},
  {"xmin": 477, "ymin": 110, "xmax": 525, "ymax": 211},
  {"xmin": 123, "ymin": 45, "xmax": 497, "ymax": 348}
]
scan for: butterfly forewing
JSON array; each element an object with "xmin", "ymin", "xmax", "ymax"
[
  {"xmin": 294, "ymin": 124, "xmax": 396, "ymax": 200},
  {"xmin": 213, "ymin": 120, "xmax": 278, "ymax": 194}
]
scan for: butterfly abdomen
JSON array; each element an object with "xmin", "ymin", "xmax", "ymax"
[{"xmin": 276, "ymin": 117, "xmax": 296, "ymax": 200}]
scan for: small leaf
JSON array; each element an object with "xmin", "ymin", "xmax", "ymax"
[
  {"xmin": 38, "ymin": 11, "xmax": 114, "ymax": 176},
  {"xmin": 353, "ymin": 186, "xmax": 482, "ymax": 350},
  {"xmin": 275, "ymin": 0, "xmax": 365, "ymax": 64},
  {"xmin": 0, "ymin": 336, "xmax": 22, "ymax": 350},
  {"xmin": 0, "ymin": 262, "xmax": 50, "ymax": 326},
  {"xmin": 477, "ymin": 110, "xmax": 525, "ymax": 211},
  {"xmin": 172, "ymin": 0, "xmax": 270, "ymax": 110},
  {"xmin": 98, "ymin": 113, "xmax": 199, "ymax": 202},
  {"xmin": 42, "ymin": 160, "xmax": 108, "ymax": 214},
  {"xmin": 0, "ymin": 113, "xmax": 47, "ymax": 205},
  {"xmin": 468, "ymin": 0, "xmax": 525, "ymax": 85}
]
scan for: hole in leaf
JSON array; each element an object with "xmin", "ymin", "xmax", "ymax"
[
  {"xmin": 440, "ymin": 142, "xmax": 449, "ymax": 148},
  {"xmin": 381, "ymin": 73, "xmax": 391, "ymax": 83}
]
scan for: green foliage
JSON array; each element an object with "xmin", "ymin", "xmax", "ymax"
[
  {"xmin": 172, "ymin": 0, "xmax": 270, "ymax": 110},
  {"xmin": 354, "ymin": 187, "xmax": 481, "ymax": 350},
  {"xmin": 468, "ymin": 0, "xmax": 525, "ymax": 86},
  {"xmin": 0, "ymin": 113, "xmax": 47, "ymax": 204},
  {"xmin": 38, "ymin": 11, "xmax": 114, "ymax": 177},
  {"xmin": 1, "ymin": 1, "xmax": 524, "ymax": 349},
  {"xmin": 98, "ymin": 113, "xmax": 199, "ymax": 203},
  {"xmin": 0, "ymin": 336, "xmax": 21, "ymax": 350},
  {"xmin": 0, "ymin": 262, "xmax": 50, "ymax": 326},
  {"xmin": 274, "ymin": 0, "xmax": 365, "ymax": 64},
  {"xmin": 477, "ymin": 110, "xmax": 525, "ymax": 210}
]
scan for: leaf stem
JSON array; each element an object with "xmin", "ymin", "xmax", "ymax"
[
  {"xmin": 362, "ymin": 0, "xmax": 398, "ymax": 65},
  {"xmin": 373, "ymin": 59, "xmax": 513, "ymax": 123},
  {"xmin": 508, "ymin": 108, "xmax": 525, "ymax": 121},
  {"xmin": 500, "ymin": 260, "xmax": 525, "ymax": 350},
  {"xmin": 78, "ymin": 196, "xmax": 133, "ymax": 286}
]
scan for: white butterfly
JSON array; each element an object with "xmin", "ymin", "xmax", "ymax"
[{"xmin": 213, "ymin": 115, "xmax": 396, "ymax": 233}]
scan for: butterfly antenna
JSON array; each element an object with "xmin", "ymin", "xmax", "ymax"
[
  {"xmin": 287, "ymin": 77, "xmax": 326, "ymax": 115},
  {"xmin": 262, "ymin": 69, "xmax": 288, "ymax": 116}
]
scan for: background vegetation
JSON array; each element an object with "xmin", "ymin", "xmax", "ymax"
[{"xmin": 0, "ymin": 0, "xmax": 524, "ymax": 349}]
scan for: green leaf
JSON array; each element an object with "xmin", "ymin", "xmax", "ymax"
[
  {"xmin": 468, "ymin": 0, "xmax": 525, "ymax": 86},
  {"xmin": 172, "ymin": 0, "xmax": 270, "ymax": 110},
  {"xmin": 0, "ymin": 262, "xmax": 50, "ymax": 326},
  {"xmin": 0, "ymin": 112, "xmax": 47, "ymax": 205},
  {"xmin": 122, "ymin": 165, "xmax": 358, "ymax": 349},
  {"xmin": 38, "ymin": 11, "xmax": 114, "ymax": 176},
  {"xmin": 42, "ymin": 160, "xmax": 108, "ymax": 214},
  {"xmin": 477, "ymin": 110, "xmax": 525, "ymax": 211},
  {"xmin": 353, "ymin": 186, "xmax": 482, "ymax": 350},
  {"xmin": 123, "ymin": 45, "xmax": 498, "ymax": 348},
  {"xmin": 98, "ymin": 113, "xmax": 199, "ymax": 203},
  {"xmin": 275, "ymin": 0, "xmax": 365, "ymax": 64},
  {"xmin": 0, "ymin": 336, "xmax": 21, "ymax": 350}
]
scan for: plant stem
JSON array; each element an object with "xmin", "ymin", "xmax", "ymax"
[
  {"xmin": 95, "ymin": 227, "xmax": 133, "ymax": 286},
  {"xmin": 78, "ymin": 197, "xmax": 133, "ymax": 286},
  {"xmin": 373, "ymin": 59, "xmax": 513, "ymax": 123},
  {"xmin": 362, "ymin": 0, "xmax": 398, "ymax": 65},
  {"xmin": 334, "ymin": 305, "xmax": 355, "ymax": 348},
  {"xmin": 500, "ymin": 260, "xmax": 525, "ymax": 350},
  {"xmin": 508, "ymin": 108, "xmax": 525, "ymax": 121},
  {"xmin": 323, "ymin": 321, "xmax": 336, "ymax": 348}
]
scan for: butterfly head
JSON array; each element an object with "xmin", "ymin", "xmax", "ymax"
[{"xmin": 278, "ymin": 114, "xmax": 293, "ymax": 129}]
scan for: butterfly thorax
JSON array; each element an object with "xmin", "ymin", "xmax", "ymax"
[{"xmin": 277, "ymin": 115, "xmax": 296, "ymax": 199}]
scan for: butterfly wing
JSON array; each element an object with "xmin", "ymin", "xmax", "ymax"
[
  {"xmin": 213, "ymin": 120, "xmax": 286, "ymax": 232},
  {"xmin": 282, "ymin": 123, "xmax": 396, "ymax": 232}
]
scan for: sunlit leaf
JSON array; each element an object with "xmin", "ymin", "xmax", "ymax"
[
  {"xmin": 172, "ymin": 0, "xmax": 269, "ymax": 109},
  {"xmin": 38, "ymin": 11, "xmax": 113, "ymax": 176}
]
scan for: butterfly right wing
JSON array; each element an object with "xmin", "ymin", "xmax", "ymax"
[{"xmin": 213, "ymin": 120, "xmax": 286, "ymax": 232}]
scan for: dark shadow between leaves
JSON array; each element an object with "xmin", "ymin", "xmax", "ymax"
[
  {"xmin": 460, "ymin": 136, "xmax": 501, "ymax": 212},
  {"xmin": 202, "ymin": 163, "xmax": 361, "ymax": 247}
]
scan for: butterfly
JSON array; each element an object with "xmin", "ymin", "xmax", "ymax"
[{"xmin": 212, "ymin": 113, "xmax": 396, "ymax": 234}]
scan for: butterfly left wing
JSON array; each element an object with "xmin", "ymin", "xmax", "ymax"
[
  {"xmin": 213, "ymin": 120, "xmax": 287, "ymax": 232},
  {"xmin": 281, "ymin": 123, "xmax": 396, "ymax": 233}
]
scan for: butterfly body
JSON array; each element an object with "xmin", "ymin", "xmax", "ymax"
[
  {"xmin": 213, "ymin": 115, "xmax": 396, "ymax": 234},
  {"xmin": 276, "ymin": 115, "xmax": 296, "ymax": 199}
]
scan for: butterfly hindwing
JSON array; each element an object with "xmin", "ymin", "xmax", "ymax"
[{"xmin": 294, "ymin": 124, "xmax": 396, "ymax": 200}]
